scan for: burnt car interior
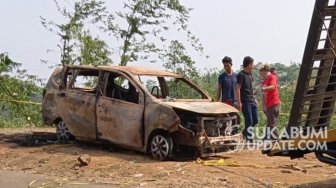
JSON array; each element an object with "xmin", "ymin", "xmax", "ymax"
[
  {"xmin": 64, "ymin": 68, "xmax": 140, "ymax": 104},
  {"xmin": 104, "ymin": 72, "xmax": 139, "ymax": 104},
  {"xmin": 138, "ymin": 75, "xmax": 208, "ymax": 100},
  {"xmin": 65, "ymin": 69, "xmax": 99, "ymax": 94}
]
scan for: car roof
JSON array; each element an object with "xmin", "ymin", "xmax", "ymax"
[{"xmin": 64, "ymin": 65, "xmax": 182, "ymax": 77}]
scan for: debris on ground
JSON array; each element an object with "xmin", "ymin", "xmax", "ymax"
[
  {"xmin": 28, "ymin": 178, "xmax": 89, "ymax": 188},
  {"xmin": 280, "ymin": 170, "xmax": 292, "ymax": 174},
  {"xmin": 133, "ymin": 173, "xmax": 143, "ymax": 178},
  {"xmin": 279, "ymin": 164, "xmax": 307, "ymax": 173},
  {"xmin": 77, "ymin": 154, "xmax": 91, "ymax": 166}
]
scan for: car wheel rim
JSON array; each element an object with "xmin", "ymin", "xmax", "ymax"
[
  {"xmin": 56, "ymin": 120, "xmax": 70, "ymax": 143},
  {"xmin": 151, "ymin": 135, "xmax": 170, "ymax": 161}
]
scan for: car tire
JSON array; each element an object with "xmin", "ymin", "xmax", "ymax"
[
  {"xmin": 150, "ymin": 133, "xmax": 173, "ymax": 161},
  {"xmin": 56, "ymin": 120, "xmax": 72, "ymax": 144}
]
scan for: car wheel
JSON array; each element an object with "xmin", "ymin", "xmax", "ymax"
[
  {"xmin": 150, "ymin": 134, "xmax": 173, "ymax": 161},
  {"xmin": 56, "ymin": 120, "xmax": 71, "ymax": 144}
]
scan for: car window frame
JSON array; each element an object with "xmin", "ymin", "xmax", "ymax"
[
  {"xmin": 61, "ymin": 66, "xmax": 101, "ymax": 95},
  {"xmin": 99, "ymin": 70, "xmax": 145, "ymax": 105}
]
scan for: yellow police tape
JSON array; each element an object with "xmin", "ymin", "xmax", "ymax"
[
  {"xmin": 195, "ymin": 158, "xmax": 279, "ymax": 169},
  {"xmin": 0, "ymin": 99, "xmax": 41, "ymax": 105},
  {"xmin": 195, "ymin": 158, "xmax": 239, "ymax": 167}
]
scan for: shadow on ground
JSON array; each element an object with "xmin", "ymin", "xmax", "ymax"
[
  {"xmin": 0, "ymin": 131, "xmax": 208, "ymax": 162},
  {"xmin": 0, "ymin": 132, "xmax": 57, "ymax": 146},
  {"xmin": 290, "ymin": 178, "xmax": 336, "ymax": 188}
]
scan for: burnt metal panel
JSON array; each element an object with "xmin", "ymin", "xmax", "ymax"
[
  {"xmin": 56, "ymin": 90, "xmax": 97, "ymax": 141},
  {"xmin": 96, "ymin": 97, "xmax": 144, "ymax": 148},
  {"xmin": 162, "ymin": 102, "xmax": 239, "ymax": 114},
  {"xmin": 61, "ymin": 65, "xmax": 182, "ymax": 77},
  {"xmin": 42, "ymin": 67, "xmax": 63, "ymax": 125},
  {"xmin": 143, "ymin": 103, "xmax": 180, "ymax": 148},
  {"xmin": 99, "ymin": 66, "xmax": 182, "ymax": 77},
  {"xmin": 42, "ymin": 91, "xmax": 60, "ymax": 125}
]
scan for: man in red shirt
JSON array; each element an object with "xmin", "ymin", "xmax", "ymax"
[{"xmin": 262, "ymin": 67, "xmax": 280, "ymax": 140}]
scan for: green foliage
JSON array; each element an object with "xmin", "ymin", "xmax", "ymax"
[
  {"xmin": 109, "ymin": 0, "xmax": 205, "ymax": 66},
  {"xmin": 0, "ymin": 53, "xmax": 43, "ymax": 128},
  {"xmin": 41, "ymin": 0, "xmax": 112, "ymax": 65},
  {"xmin": 195, "ymin": 68, "xmax": 221, "ymax": 99},
  {"xmin": 0, "ymin": 53, "xmax": 20, "ymax": 73},
  {"xmin": 79, "ymin": 34, "xmax": 111, "ymax": 65},
  {"xmin": 161, "ymin": 40, "xmax": 199, "ymax": 79},
  {"xmin": 166, "ymin": 78, "xmax": 202, "ymax": 99},
  {"xmin": 42, "ymin": 0, "xmax": 204, "ymax": 67}
]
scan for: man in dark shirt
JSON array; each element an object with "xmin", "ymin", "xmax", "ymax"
[
  {"xmin": 217, "ymin": 56, "xmax": 237, "ymax": 107},
  {"xmin": 236, "ymin": 56, "xmax": 259, "ymax": 140}
]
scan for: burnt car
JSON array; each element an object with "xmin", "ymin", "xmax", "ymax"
[{"xmin": 42, "ymin": 65, "xmax": 241, "ymax": 160}]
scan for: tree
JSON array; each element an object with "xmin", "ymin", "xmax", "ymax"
[
  {"xmin": 161, "ymin": 40, "xmax": 198, "ymax": 78},
  {"xmin": 79, "ymin": 34, "xmax": 111, "ymax": 65},
  {"xmin": 0, "ymin": 53, "xmax": 42, "ymax": 127},
  {"xmin": 108, "ymin": 0, "xmax": 205, "ymax": 66},
  {"xmin": 43, "ymin": 0, "xmax": 205, "ymax": 69},
  {"xmin": 196, "ymin": 68, "xmax": 221, "ymax": 99},
  {"xmin": 41, "ymin": 0, "xmax": 112, "ymax": 66}
]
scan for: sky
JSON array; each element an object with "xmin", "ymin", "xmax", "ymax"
[{"xmin": 0, "ymin": 0, "xmax": 315, "ymax": 81}]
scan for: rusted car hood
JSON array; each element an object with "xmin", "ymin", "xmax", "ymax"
[{"xmin": 162, "ymin": 102, "xmax": 239, "ymax": 114}]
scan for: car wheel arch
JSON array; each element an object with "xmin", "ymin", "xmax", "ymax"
[
  {"xmin": 53, "ymin": 117, "xmax": 63, "ymax": 125},
  {"xmin": 146, "ymin": 129, "xmax": 171, "ymax": 153},
  {"xmin": 147, "ymin": 129, "xmax": 174, "ymax": 161},
  {"xmin": 54, "ymin": 117, "xmax": 73, "ymax": 143}
]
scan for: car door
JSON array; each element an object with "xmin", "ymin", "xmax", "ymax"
[
  {"xmin": 56, "ymin": 67, "xmax": 98, "ymax": 141},
  {"xmin": 96, "ymin": 71, "xmax": 144, "ymax": 148}
]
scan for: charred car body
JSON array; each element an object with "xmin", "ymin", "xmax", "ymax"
[{"xmin": 42, "ymin": 65, "xmax": 241, "ymax": 160}]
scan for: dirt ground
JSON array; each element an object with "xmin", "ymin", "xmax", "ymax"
[{"xmin": 0, "ymin": 128, "xmax": 335, "ymax": 188}]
